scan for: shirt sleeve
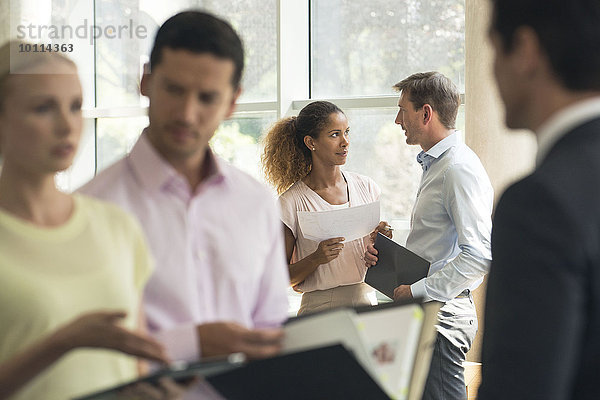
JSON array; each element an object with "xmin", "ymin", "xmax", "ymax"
[
  {"xmin": 279, "ymin": 191, "xmax": 298, "ymax": 238},
  {"xmin": 370, "ymin": 178, "xmax": 382, "ymax": 201},
  {"xmin": 251, "ymin": 196, "xmax": 291, "ymax": 328},
  {"xmin": 152, "ymin": 324, "xmax": 200, "ymax": 362},
  {"xmin": 413, "ymin": 161, "xmax": 493, "ymax": 301}
]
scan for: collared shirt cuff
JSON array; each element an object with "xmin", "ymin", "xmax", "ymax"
[
  {"xmin": 410, "ymin": 278, "xmax": 427, "ymax": 300},
  {"xmin": 152, "ymin": 324, "xmax": 199, "ymax": 362}
]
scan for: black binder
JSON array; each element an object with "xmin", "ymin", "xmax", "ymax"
[
  {"xmin": 207, "ymin": 344, "xmax": 390, "ymax": 400},
  {"xmin": 73, "ymin": 353, "xmax": 245, "ymax": 400},
  {"xmin": 365, "ymin": 233, "xmax": 430, "ymax": 299}
]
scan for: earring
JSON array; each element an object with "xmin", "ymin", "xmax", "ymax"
[{"xmin": 312, "ymin": 147, "xmax": 315, "ymax": 151}]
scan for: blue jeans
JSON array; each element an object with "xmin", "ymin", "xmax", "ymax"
[{"xmin": 422, "ymin": 296, "xmax": 478, "ymax": 400}]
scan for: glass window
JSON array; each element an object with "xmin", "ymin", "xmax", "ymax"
[
  {"xmin": 341, "ymin": 104, "xmax": 464, "ymax": 241},
  {"xmin": 342, "ymin": 108, "xmax": 422, "ymax": 224},
  {"xmin": 96, "ymin": 116, "xmax": 149, "ymax": 172},
  {"xmin": 94, "ymin": 0, "xmax": 277, "ymax": 108},
  {"xmin": 211, "ymin": 113, "xmax": 277, "ymax": 181},
  {"xmin": 311, "ymin": 0, "xmax": 465, "ymax": 98},
  {"xmin": 95, "ymin": 113, "xmax": 277, "ymax": 179}
]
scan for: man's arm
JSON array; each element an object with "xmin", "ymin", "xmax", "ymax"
[
  {"xmin": 478, "ymin": 179, "xmax": 586, "ymax": 399},
  {"xmin": 409, "ymin": 162, "xmax": 493, "ymax": 302},
  {"xmin": 192, "ymin": 198, "xmax": 289, "ymax": 360}
]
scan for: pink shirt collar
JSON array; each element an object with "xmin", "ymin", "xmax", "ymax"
[{"xmin": 127, "ymin": 130, "xmax": 227, "ymax": 196}]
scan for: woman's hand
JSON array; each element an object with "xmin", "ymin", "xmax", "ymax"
[
  {"xmin": 370, "ymin": 221, "xmax": 393, "ymax": 241},
  {"xmin": 310, "ymin": 237, "xmax": 345, "ymax": 265},
  {"xmin": 0, "ymin": 311, "xmax": 170, "ymax": 400},
  {"xmin": 53, "ymin": 311, "xmax": 170, "ymax": 365}
]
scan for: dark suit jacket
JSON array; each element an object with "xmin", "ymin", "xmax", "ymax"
[{"xmin": 478, "ymin": 117, "xmax": 600, "ymax": 400}]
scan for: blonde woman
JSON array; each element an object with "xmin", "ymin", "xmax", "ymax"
[
  {"xmin": 262, "ymin": 101, "xmax": 391, "ymax": 315},
  {"xmin": 0, "ymin": 41, "xmax": 169, "ymax": 400}
]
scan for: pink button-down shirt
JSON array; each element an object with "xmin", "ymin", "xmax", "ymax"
[{"xmin": 81, "ymin": 132, "xmax": 289, "ymax": 361}]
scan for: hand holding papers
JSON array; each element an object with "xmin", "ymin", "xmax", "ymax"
[
  {"xmin": 298, "ymin": 200, "xmax": 380, "ymax": 242},
  {"xmin": 365, "ymin": 233, "xmax": 430, "ymax": 299}
]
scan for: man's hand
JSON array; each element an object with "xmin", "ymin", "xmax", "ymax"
[
  {"xmin": 393, "ymin": 285, "xmax": 413, "ymax": 301},
  {"xmin": 364, "ymin": 243, "xmax": 379, "ymax": 267},
  {"xmin": 197, "ymin": 322, "xmax": 284, "ymax": 360}
]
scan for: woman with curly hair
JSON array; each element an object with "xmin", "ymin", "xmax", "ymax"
[{"xmin": 262, "ymin": 101, "xmax": 391, "ymax": 315}]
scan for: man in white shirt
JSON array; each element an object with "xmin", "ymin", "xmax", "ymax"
[
  {"xmin": 478, "ymin": 0, "xmax": 600, "ymax": 399},
  {"xmin": 365, "ymin": 71, "xmax": 493, "ymax": 400}
]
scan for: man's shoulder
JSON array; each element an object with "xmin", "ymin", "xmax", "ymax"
[
  {"xmin": 442, "ymin": 143, "xmax": 490, "ymax": 184},
  {"xmin": 79, "ymin": 157, "xmax": 133, "ymax": 198},
  {"xmin": 219, "ymin": 160, "xmax": 275, "ymax": 201},
  {"xmin": 450, "ymin": 142, "xmax": 484, "ymax": 165}
]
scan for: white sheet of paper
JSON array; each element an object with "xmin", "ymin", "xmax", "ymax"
[{"xmin": 297, "ymin": 200, "xmax": 380, "ymax": 242}]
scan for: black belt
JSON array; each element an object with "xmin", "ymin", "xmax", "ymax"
[{"xmin": 455, "ymin": 289, "xmax": 471, "ymax": 298}]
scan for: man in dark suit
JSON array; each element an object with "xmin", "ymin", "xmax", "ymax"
[{"xmin": 478, "ymin": 0, "xmax": 600, "ymax": 399}]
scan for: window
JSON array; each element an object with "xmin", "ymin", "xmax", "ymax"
[
  {"xmin": 311, "ymin": 0, "xmax": 465, "ymax": 97},
  {"xmin": 6, "ymin": 0, "xmax": 465, "ymax": 313},
  {"xmin": 307, "ymin": 0, "xmax": 465, "ymax": 229}
]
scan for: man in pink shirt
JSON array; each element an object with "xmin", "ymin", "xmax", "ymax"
[{"xmin": 81, "ymin": 11, "xmax": 289, "ymax": 362}]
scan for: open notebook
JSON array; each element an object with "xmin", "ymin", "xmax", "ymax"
[{"xmin": 281, "ymin": 300, "xmax": 441, "ymax": 400}]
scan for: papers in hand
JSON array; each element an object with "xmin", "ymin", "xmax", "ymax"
[
  {"xmin": 282, "ymin": 301, "xmax": 441, "ymax": 400},
  {"xmin": 297, "ymin": 200, "xmax": 380, "ymax": 242},
  {"xmin": 365, "ymin": 233, "xmax": 430, "ymax": 299}
]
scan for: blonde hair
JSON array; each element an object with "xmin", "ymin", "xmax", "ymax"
[
  {"xmin": 0, "ymin": 40, "xmax": 76, "ymax": 109},
  {"xmin": 261, "ymin": 101, "xmax": 344, "ymax": 194}
]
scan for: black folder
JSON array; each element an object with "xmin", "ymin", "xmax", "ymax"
[
  {"xmin": 73, "ymin": 353, "xmax": 246, "ymax": 400},
  {"xmin": 207, "ymin": 344, "xmax": 390, "ymax": 400},
  {"xmin": 365, "ymin": 233, "xmax": 430, "ymax": 299},
  {"xmin": 74, "ymin": 346, "xmax": 390, "ymax": 400}
]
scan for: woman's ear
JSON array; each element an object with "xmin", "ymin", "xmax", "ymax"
[{"xmin": 303, "ymin": 135, "xmax": 315, "ymax": 151}]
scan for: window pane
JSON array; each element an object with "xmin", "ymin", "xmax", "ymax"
[
  {"xmin": 343, "ymin": 104, "xmax": 465, "ymax": 244},
  {"xmin": 343, "ymin": 108, "xmax": 421, "ymax": 227},
  {"xmin": 95, "ymin": 113, "xmax": 276, "ymax": 179},
  {"xmin": 311, "ymin": 0, "xmax": 465, "ymax": 98},
  {"xmin": 96, "ymin": 116, "xmax": 148, "ymax": 173},
  {"xmin": 10, "ymin": 0, "xmax": 96, "ymax": 108},
  {"xmin": 211, "ymin": 113, "xmax": 277, "ymax": 181},
  {"xmin": 94, "ymin": 0, "xmax": 277, "ymax": 108}
]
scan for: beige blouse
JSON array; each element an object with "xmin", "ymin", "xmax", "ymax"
[{"xmin": 279, "ymin": 171, "xmax": 381, "ymax": 292}]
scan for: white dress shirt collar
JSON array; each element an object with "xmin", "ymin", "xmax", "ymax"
[
  {"xmin": 536, "ymin": 96, "xmax": 600, "ymax": 166},
  {"xmin": 426, "ymin": 130, "xmax": 460, "ymax": 158}
]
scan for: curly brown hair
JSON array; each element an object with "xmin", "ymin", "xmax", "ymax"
[{"xmin": 261, "ymin": 101, "xmax": 343, "ymax": 194}]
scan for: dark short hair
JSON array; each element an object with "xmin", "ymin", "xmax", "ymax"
[
  {"xmin": 490, "ymin": 0, "xmax": 600, "ymax": 91},
  {"xmin": 149, "ymin": 10, "xmax": 244, "ymax": 89},
  {"xmin": 393, "ymin": 71, "xmax": 460, "ymax": 130}
]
